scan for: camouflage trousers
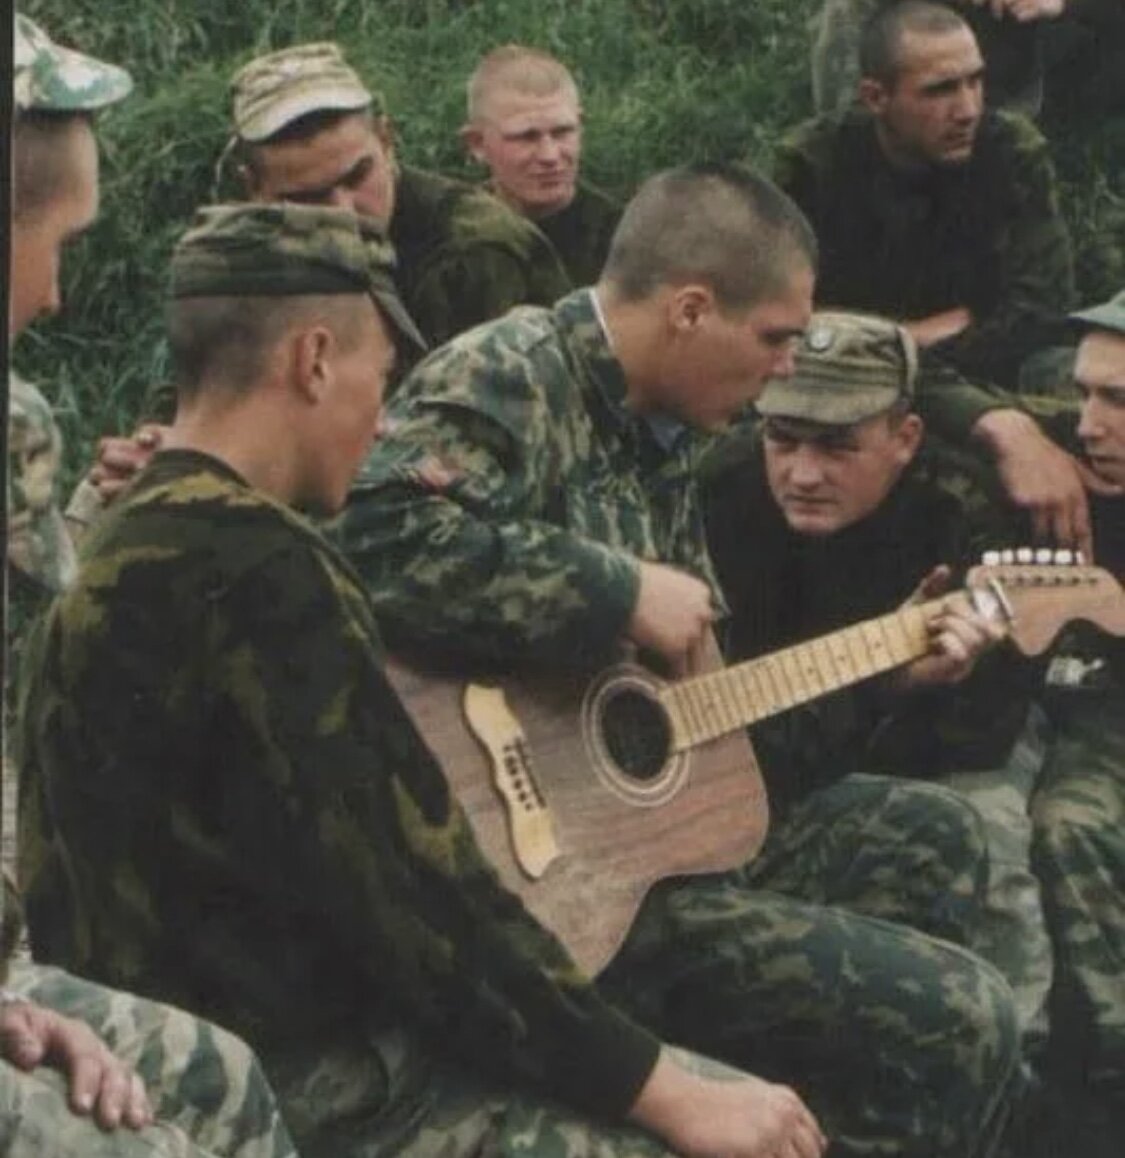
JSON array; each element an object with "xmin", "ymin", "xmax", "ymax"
[
  {"xmin": 1, "ymin": 962, "xmax": 297, "ymax": 1158},
  {"xmin": 937, "ymin": 708, "xmax": 1054, "ymax": 1057},
  {"xmin": 1030, "ymin": 689, "xmax": 1125, "ymax": 1105},
  {"xmin": 263, "ymin": 773, "xmax": 1021, "ymax": 1158}
]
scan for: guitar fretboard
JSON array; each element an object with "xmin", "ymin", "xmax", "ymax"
[{"xmin": 660, "ymin": 600, "xmax": 939, "ymax": 751}]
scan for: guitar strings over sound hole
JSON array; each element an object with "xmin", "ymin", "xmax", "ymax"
[{"xmin": 600, "ymin": 688, "xmax": 671, "ymax": 782}]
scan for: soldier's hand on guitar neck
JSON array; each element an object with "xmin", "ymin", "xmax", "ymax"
[
  {"xmin": 892, "ymin": 565, "xmax": 1010, "ymax": 692},
  {"xmin": 628, "ymin": 1049, "xmax": 827, "ymax": 1158},
  {"xmin": 628, "ymin": 562, "xmax": 715, "ymax": 677}
]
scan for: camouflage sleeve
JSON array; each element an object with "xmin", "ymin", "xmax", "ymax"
[
  {"xmin": 928, "ymin": 115, "xmax": 1075, "ymax": 387},
  {"xmin": 405, "ymin": 241, "xmax": 571, "ymax": 347},
  {"xmin": 338, "ymin": 367, "xmax": 641, "ymax": 669},
  {"xmin": 913, "ymin": 358, "xmax": 1014, "ymax": 444}
]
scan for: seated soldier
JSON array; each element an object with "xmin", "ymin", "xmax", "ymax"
[
  {"xmin": 18, "ymin": 200, "xmax": 829, "ymax": 1158},
  {"xmin": 811, "ymin": 0, "xmax": 1124, "ymax": 120},
  {"xmin": 6, "ymin": 16, "xmax": 296, "ymax": 1157},
  {"xmin": 1021, "ymin": 289, "xmax": 1125, "ymax": 1143},
  {"xmin": 335, "ymin": 161, "xmax": 1025, "ymax": 1156},
  {"xmin": 19, "ymin": 184, "xmax": 1022, "ymax": 1156},
  {"xmin": 779, "ymin": 1, "xmax": 1075, "ymax": 391},
  {"xmin": 66, "ymin": 38, "xmax": 574, "ymax": 535},
  {"xmin": 462, "ymin": 44, "xmax": 623, "ymax": 286},
  {"xmin": 702, "ymin": 311, "xmax": 1053, "ymax": 1055}
]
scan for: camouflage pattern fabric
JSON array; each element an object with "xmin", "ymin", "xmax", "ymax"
[
  {"xmin": 391, "ymin": 167, "xmax": 572, "ymax": 351},
  {"xmin": 6, "ymin": 374, "xmax": 77, "ymax": 597},
  {"xmin": 1030, "ymin": 492, "xmax": 1125, "ymax": 1115},
  {"xmin": 602, "ymin": 773, "xmax": 1022, "ymax": 1157},
  {"xmin": 337, "ymin": 288, "xmax": 722, "ymax": 671},
  {"xmin": 702, "ymin": 428, "xmax": 1053, "ymax": 1049},
  {"xmin": 527, "ymin": 180, "xmax": 623, "ymax": 288},
  {"xmin": 14, "ymin": 13, "xmax": 133, "ymax": 113},
  {"xmin": 773, "ymin": 108, "xmax": 1075, "ymax": 392},
  {"xmin": 16, "ymin": 450, "xmax": 664, "ymax": 1138},
  {"xmin": 2, "ymin": 962, "xmax": 297, "ymax": 1158}
]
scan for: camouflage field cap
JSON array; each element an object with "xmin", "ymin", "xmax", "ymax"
[
  {"xmin": 756, "ymin": 311, "xmax": 917, "ymax": 425},
  {"xmin": 231, "ymin": 42, "xmax": 380, "ymax": 142},
  {"xmin": 14, "ymin": 13, "xmax": 133, "ymax": 112},
  {"xmin": 170, "ymin": 203, "xmax": 425, "ymax": 352},
  {"xmin": 1071, "ymin": 288, "xmax": 1125, "ymax": 338}
]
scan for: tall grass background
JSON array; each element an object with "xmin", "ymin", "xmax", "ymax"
[{"xmin": 15, "ymin": 0, "xmax": 1125, "ymax": 488}]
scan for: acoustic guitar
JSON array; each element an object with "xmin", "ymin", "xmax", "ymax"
[{"xmin": 386, "ymin": 556, "xmax": 1125, "ymax": 975}]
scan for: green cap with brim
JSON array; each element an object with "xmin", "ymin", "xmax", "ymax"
[
  {"xmin": 231, "ymin": 42, "xmax": 380, "ymax": 143},
  {"xmin": 170, "ymin": 203, "xmax": 426, "ymax": 355},
  {"xmin": 1070, "ymin": 288, "xmax": 1125, "ymax": 338},
  {"xmin": 15, "ymin": 13, "xmax": 133, "ymax": 112},
  {"xmin": 756, "ymin": 311, "xmax": 917, "ymax": 426}
]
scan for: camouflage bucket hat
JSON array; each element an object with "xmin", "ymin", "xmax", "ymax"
[
  {"xmin": 170, "ymin": 203, "xmax": 426, "ymax": 353},
  {"xmin": 14, "ymin": 13, "xmax": 133, "ymax": 112},
  {"xmin": 1071, "ymin": 288, "xmax": 1125, "ymax": 338},
  {"xmin": 231, "ymin": 42, "xmax": 381, "ymax": 142},
  {"xmin": 756, "ymin": 311, "xmax": 917, "ymax": 425}
]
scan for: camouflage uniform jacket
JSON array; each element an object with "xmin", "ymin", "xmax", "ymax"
[
  {"xmin": 702, "ymin": 427, "xmax": 1037, "ymax": 809},
  {"xmin": 774, "ymin": 108, "xmax": 1076, "ymax": 395},
  {"xmin": 6, "ymin": 373, "xmax": 78, "ymax": 692},
  {"xmin": 17, "ymin": 450, "xmax": 659, "ymax": 1119},
  {"xmin": 338, "ymin": 288, "xmax": 722, "ymax": 669},
  {"xmin": 531, "ymin": 180, "xmax": 623, "ymax": 288},
  {"xmin": 392, "ymin": 166, "xmax": 572, "ymax": 348}
]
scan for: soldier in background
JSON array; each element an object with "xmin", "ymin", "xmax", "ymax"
[
  {"xmin": 811, "ymin": 0, "xmax": 1125, "ymax": 120},
  {"xmin": 462, "ymin": 44, "xmax": 623, "ymax": 287},
  {"xmin": 1022, "ymin": 289, "xmax": 1125, "ymax": 1144},
  {"xmin": 67, "ymin": 39, "xmax": 574, "ymax": 532},
  {"xmin": 5, "ymin": 16, "xmax": 298, "ymax": 1158},
  {"xmin": 231, "ymin": 41, "xmax": 570, "ymax": 352}
]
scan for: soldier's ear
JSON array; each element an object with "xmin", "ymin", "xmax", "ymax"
[
  {"xmin": 858, "ymin": 77, "xmax": 889, "ymax": 116},
  {"xmin": 461, "ymin": 123, "xmax": 487, "ymax": 165},
  {"xmin": 667, "ymin": 284, "xmax": 715, "ymax": 335},
  {"xmin": 292, "ymin": 325, "xmax": 336, "ymax": 406},
  {"xmin": 893, "ymin": 412, "xmax": 924, "ymax": 465}
]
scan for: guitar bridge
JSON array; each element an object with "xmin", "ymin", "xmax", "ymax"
[{"xmin": 463, "ymin": 684, "xmax": 560, "ymax": 880}]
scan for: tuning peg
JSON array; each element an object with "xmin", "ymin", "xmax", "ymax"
[
  {"xmin": 1016, "ymin": 547, "xmax": 1034, "ymax": 563},
  {"xmin": 982, "ymin": 550, "xmax": 1002, "ymax": 566},
  {"xmin": 1035, "ymin": 548, "xmax": 1053, "ymax": 564},
  {"xmin": 1054, "ymin": 549, "xmax": 1074, "ymax": 565},
  {"xmin": 1076, "ymin": 551, "xmax": 1086, "ymax": 565},
  {"xmin": 1001, "ymin": 549, "xmax": 1016, "ymax": 564}
]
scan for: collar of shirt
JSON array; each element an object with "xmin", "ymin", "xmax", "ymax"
[{"xmin": 578, "ymin": 288, "xmax": 689, "ymax": 454}]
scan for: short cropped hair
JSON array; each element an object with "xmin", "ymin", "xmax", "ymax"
[
  {"xmin": 466, "ymin": 44, "xmax": 578, "ymax": 122},
  {"xmin": 167, "ymin": 293, "xmax": 368, "ymax": 399},
  {"xmin": 601, "ymin": 162, "xmax": 817, "ymax": 311},
  {"xmin": 859, "ymin": 0, "xmax": 969, "ymax": 86},
  {"xmin": 13, "ymin": 110, "xmax": 92, "ymax": 222}
]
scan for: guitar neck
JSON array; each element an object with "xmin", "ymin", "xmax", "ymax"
[{"xmin": 661, "ymin": 598, "xmax": 943, "ymax": 751}]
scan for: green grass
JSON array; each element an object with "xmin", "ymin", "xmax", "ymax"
[{"xmin": 15, "ymin": 0, "xmax": 1125, "ymax": 488}]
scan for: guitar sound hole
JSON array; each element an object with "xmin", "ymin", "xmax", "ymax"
[{"xmin": 601, "ymin": 688, "xmax": 670, "ymax": 782}]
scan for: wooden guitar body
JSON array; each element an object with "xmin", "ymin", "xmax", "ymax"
[
  {"xmin": 386, "ymin": 559, "xmax": 1123, "ymax": 977},
  {"xmin": 386, "ymin": 642, "xmax": 768, "ymax": 977}
]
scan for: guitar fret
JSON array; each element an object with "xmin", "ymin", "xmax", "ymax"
[
  {"xmin": 682, "ymin": 679, "xmax": 713, "ymax": 742},
  {"xmin": 880, "ymin": 612, "xmax": 914, "ymax": 666},
  {"xmin": 860, "ymin": 619, "xmax": 892, "ymax": 671},
  {"xmin": 794, "ymin": 642, "xmax": 827, "ymax": 697},
  {"xmin": 747, "ymin": 661, "xmax": 774, "ymax": 723},
  {"xmin": 816, "ymin": 641, "xmax": 837, "ymax": 689},
  {"xmin": 779, "ymin": 650, "xmax": 810, "ymax": 706},
  {"xmin": 842, "ymin": 622, "xmax": 874, "ymax": 676},
  {"xmin": 734, "ymin": 663, "xmax": 764, "ymax": 727},
  {"xmin": 708, "ymin": 671, "xmax": 739, "ymax": 738}
]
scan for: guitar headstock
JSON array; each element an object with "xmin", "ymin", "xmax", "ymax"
[{"xmin": 967, "ymin": 548, "xmax": 1125, "ymax": 656}]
